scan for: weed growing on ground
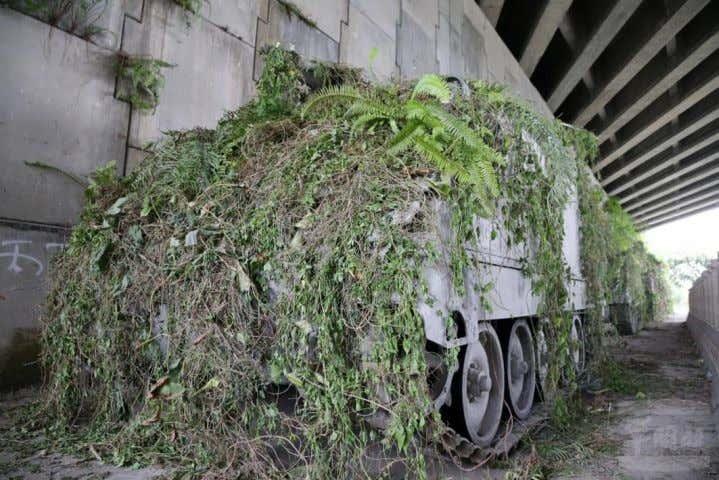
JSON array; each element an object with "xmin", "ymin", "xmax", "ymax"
[
  {"xmin": 502, "ymin": 342, "xmax": 671, "ymax": 478},
  {"xmin": 596, "ymin": 357, "xmax": 648, "ymax": 397},
  {"xmin": 502, "ymin": 392, "xmax": 621, "ymax": 478}
]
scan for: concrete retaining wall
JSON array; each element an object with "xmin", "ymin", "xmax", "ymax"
[
  {"xmin": 688, "ymin": 259, "xmax": 719, "ymax": 378},
  {"xmin": 688, "ymin": 258, "xmax": 719, "ymax": 428},
  {"xmin": 0, "ymin": 0, "xmax": 549, "ymax": 390}
]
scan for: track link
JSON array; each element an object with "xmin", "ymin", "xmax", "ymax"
[{"xmin": 436, "ymin": 405, "xmax": 549, "ymax": 465}]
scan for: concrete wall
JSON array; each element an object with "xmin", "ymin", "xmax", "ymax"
[
  {"xmin": 0, "ymin": 222, "xmax": 69, "ymax": 389},
  {"xmin": 688, "ymin": 259, "xmax": 719, "ymax": 379},
  {"xmin": 0, "ymin": 0, "xmax": 549, "ymax": 389},
  {"xmin": 688, "ymin": 257, "xmax": 719, "ymax": 426},
  {"xmin": 0, "ymin": 8, "xmax": 130, "ymax": 225}
]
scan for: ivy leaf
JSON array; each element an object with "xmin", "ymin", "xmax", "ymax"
[
  {"xmin": 105, "ymin": 197, "xmax": 127, "ymax": 216},
  {"xmin": 140, "ymin": 196, "xmax": 152, "ymax": 217},
  {"xmin": 128, "ymin": 225, "xmax": 143, "ymax": 245},
  {"xmin": 195, "ymin": 377, "xmax": 220, "ymax": 395},
  {"xmin": 159, "ymin": 381, "xmax": 185, "ymax": 398}
]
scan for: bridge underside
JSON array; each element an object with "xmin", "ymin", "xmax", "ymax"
[{"xmin": 478, "ymin": 0, "xmax": 719, "ymax": 229}]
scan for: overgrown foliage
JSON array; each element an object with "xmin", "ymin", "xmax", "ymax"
[
  {"xmin": 473, "ymin": 81, "xmax": 587, "ymax": 394},
  {"xmin": 173, "ymin": 0, "xmax": 202, "ymax": 14},
  {"xmin": 302, "ymin": 75, "xmax": 502, "ymax": 210},
  {"xmin": 578, "ymin": 168, "xmax": 671, "ymax": 350},
  {"xmin": 34, "ymin": 47, "xmax": 665, "ymax": 478},
  {"xmin": 277, "ymin": 0, "xmax": 317, "ymax": 28},
  {"xmin": 116, "ymin": 54, "xmax": 172, "ymax": 111},
  {"xmin": 4, "ymin": 0, "xmax": 107, "ymax": 39}
]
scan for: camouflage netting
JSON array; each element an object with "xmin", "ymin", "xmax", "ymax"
[{"xmin": 39, "ymin": 47, "xmax": 609, "ymax": 478}]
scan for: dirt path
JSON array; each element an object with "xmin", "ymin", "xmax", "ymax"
[
  {"xmin": 0, "ymin": 390, "xmax": 163, "ymax": 480},
  {"xmin": 561, "ymin": 321, "xmax": 719, "ymax": 479}
]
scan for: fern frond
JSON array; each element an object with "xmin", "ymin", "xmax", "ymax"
[
  {"xmin": 387, "ymin": 120, "xmax": 423, "ymax": 154},
  {"xmin": 351, "ymin": 113, "xmax": 387, "ymax": 132},
  {"xmin": 404, "ymin": 99, "xmax": 430, "ymax": 120},
  {"xmin": 345, "ymin": 97, "xmax": 396, "ymax": 120},
  {"xmin": 424, "ymin": 103, "xmax": 484, "ymax": 150},
  {"xmin": 467, "ymin": 144, "xmax": 500, "ymax": 196},
  {"xmin": 411, "ymin": 74, "xmax": 451, "ymax": 103},
  {"xmin": 474, "ymin": 158, "xmax": 500, "ymax": 197},
  {"xmin": 404, "ymin": 100, "xmax": 445, "ymax": 133},
  {"xmin": 301, "ymin": 85, "xmax": 363, "ymax": 118},
  {"xmin": 413, "ymin": 135, "xmax": 467, "ymax": 180}
]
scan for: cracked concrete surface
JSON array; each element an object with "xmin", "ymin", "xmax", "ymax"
[{"xmin": 561, "ymin": 320, "xmax": 719, "ymax": 479}]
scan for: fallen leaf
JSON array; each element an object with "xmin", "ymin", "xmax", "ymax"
[
  {"xmin": 147, "ymin": 376, "xmax": 169, "ymax": 399},
  {"xmin": 192, "ymin": 330, "xmax": 210, "ymax": 345},
  {"xmin": 290, "ymin": 232, "xmax": 303, "ymax": 250},
  {"xmin": 159, "ymin": 381, "xmax": 185, "ymax": 399},
  {"xmin": 295, "ymin": 214, "xmax": 313, "ymax": 229},
  {"xmin": 184, "ymin": 229, "xmax": 198, "ymax": 246},
  {"xmin": 141, "ymin": 407, "xmax": 161, "ymax": 425},
  {"xmin": 196, "ymin": 377, "xmax": 220, "ymax": 394}
]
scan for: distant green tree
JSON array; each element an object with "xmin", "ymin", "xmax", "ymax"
[{"xmin": 666, "ymin": 255, "xmax": 711, "ymax": 287}]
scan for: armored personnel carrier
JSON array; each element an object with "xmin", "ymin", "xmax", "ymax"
[
  {"xmin": 415, "ymin": 187, "xmax": 588, "ymax": 448},
  {"xmin": 41, "ymin": 49, "xmax": 618, "ymax": 477}
]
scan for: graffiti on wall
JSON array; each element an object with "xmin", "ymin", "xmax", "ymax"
[
  {"xmin": 0, "ymin": 240, "xmax": 67, "ymax": 277},
  {"xmin": 0, "ymin": 230, "xmax": 70, "ymax": 389}
]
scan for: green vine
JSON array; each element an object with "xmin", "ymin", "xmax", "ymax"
[{"xmin": 577, "ymin": 162, "xmax": 671, "ymax": 350}]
